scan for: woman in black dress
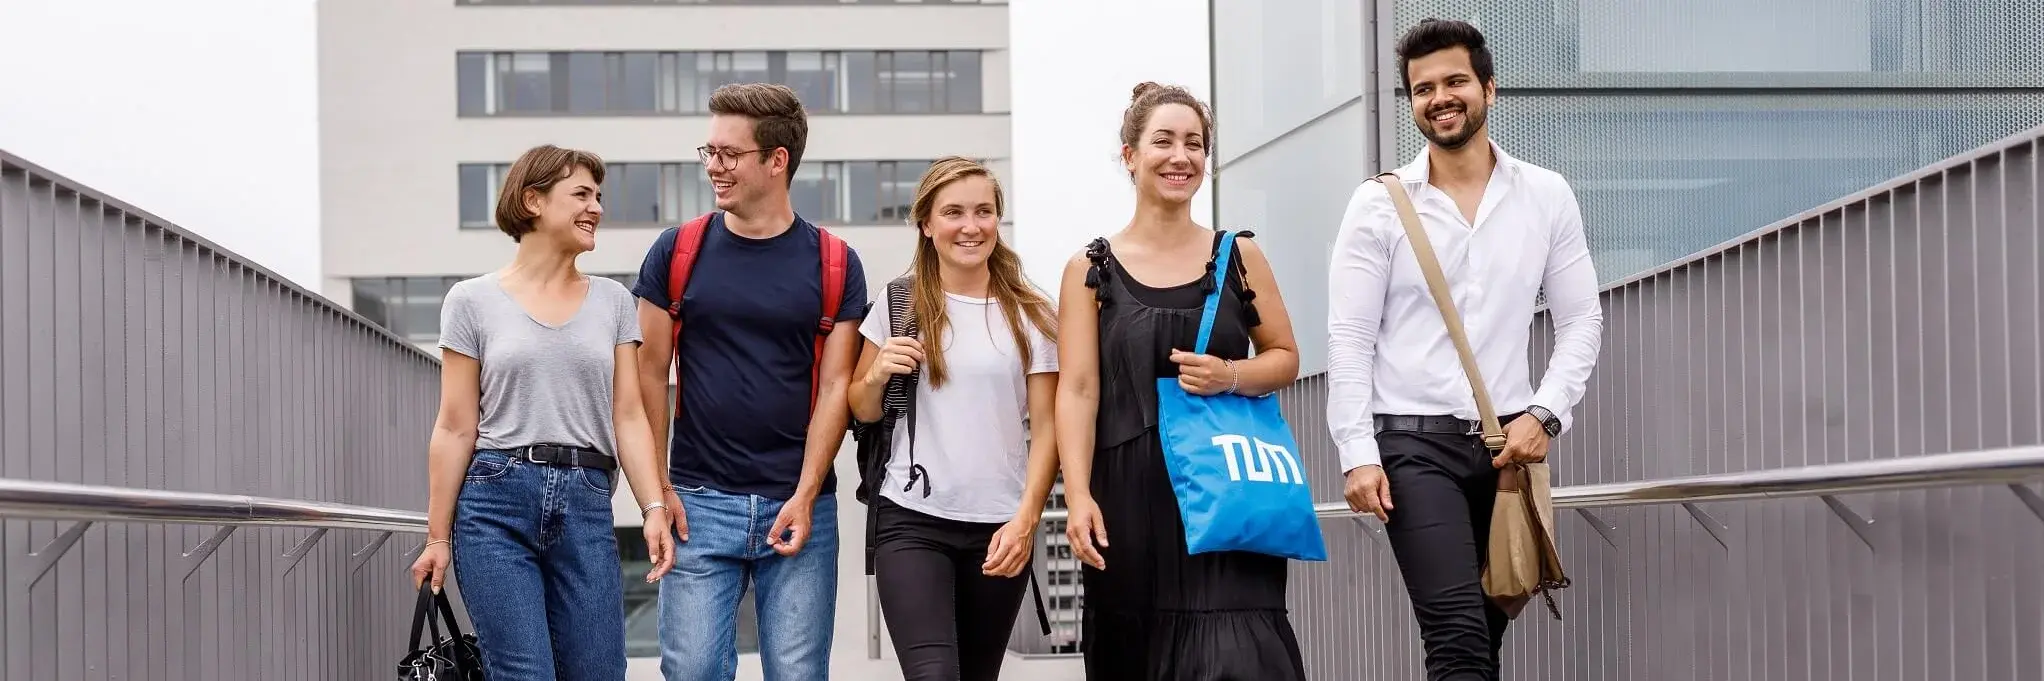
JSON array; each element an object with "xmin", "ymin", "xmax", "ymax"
[{"xmin": 1051, "ymin": 81, "xmax": 1308, "ymax": 681}]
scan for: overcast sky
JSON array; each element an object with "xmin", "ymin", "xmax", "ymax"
[{"xmin": 0, "ymin": 0, "xmax": 322, "ymax": 289}]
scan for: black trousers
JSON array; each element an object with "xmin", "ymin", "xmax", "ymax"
[
  {"xmin": 873, "ymin": 496, "xmax": 1029, "ymax": 681},
  {"xmin": 1380, "ymin": 427, "xmax": 1512, "ymax": 681}
]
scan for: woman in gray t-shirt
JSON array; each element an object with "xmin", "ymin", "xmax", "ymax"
[{"xmin": 408, "ymin": 145, "xmax": 676, "ymax": 679}]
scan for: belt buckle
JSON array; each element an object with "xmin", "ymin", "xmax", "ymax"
[
  {"xmin": 527, "ymin": 445, "xmax": 555, "ymax": 466},
  {"xmin": 1464, "ymin": 419, "xmax": 1482, "ymax": 436}
]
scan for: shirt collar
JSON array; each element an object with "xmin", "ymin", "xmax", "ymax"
[{"xmin": 1394, "ymin": 138, "xmax": 1521, "ymax": 184}]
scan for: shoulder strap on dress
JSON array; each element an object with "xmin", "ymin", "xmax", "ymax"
[{"xmin": 1083, "ymin": 237, "xmax": 1113, "ymax": 301}]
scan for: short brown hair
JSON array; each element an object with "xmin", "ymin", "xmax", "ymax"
[
  {"xmin": 1119, "ymin": 81, "xmax": 1214, "ymax": 151},
  {"xmin": 708, "ymin": 83, "xmax": 809, "ymax": 184},
  {"xmin": 494, "ymin": 144, "xmax": 605, "ymax": 242}
]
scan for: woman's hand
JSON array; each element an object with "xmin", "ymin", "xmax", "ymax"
[
  {"xmin": 1168, "ymin": 348, "xmax": 1235, "ymax": 396},
  {"xmin": 410, "ymin": 540, "xmax": 451, "ymax": 593},
  {"xmin": 641, "ymin": 506, "xmax": 677, "ymax": 583},
  {"xmin": 1063, "ymin": 493, "xmax": 1109, "ymax": 570},
  {"xmin": 983, "ymin": 516, "xmax": 1037, "ymax": 578},
  {"xmin": 863, "ymin": 336, "xmax": 924, "ymax": 386}
]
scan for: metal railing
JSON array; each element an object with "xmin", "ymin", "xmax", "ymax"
[
  {"xmin": 10, "ymin": 445, "xmax": 2042, "ymax": 667},
  {"xmin": 945, "ymin": 445, "xmax": 2044, "ymax": 660},
  {"xmin": 0, "ymin": 479, "xmax": 427, "ymax": 590}
]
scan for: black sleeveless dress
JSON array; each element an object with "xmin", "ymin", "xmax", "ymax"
[{"xmin": 1077, "ymin": 231, "xmax": 1308, "ymax": 681}]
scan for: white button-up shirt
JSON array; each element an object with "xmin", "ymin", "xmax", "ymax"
[{"xmin": 1325, "ymin": 141, "xmax": 1605, "ymax": 473}]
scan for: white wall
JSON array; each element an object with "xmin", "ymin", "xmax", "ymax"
[{"xmin": 1008, "ymin": 0, "xmax": 1213, "ymax": 291}]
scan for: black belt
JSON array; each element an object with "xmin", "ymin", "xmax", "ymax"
[
  {"xmin": 1374, "ymin": 413, "xmax": 1525, "ymax": 436},
  {"xmin": 505, "ymin": 444, "xmax": 617, "ymax": 471}
]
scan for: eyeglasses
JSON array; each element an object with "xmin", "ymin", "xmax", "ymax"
[{"xmin": 697, "ymin": 145, "xmax": 770, "ymax": 169}]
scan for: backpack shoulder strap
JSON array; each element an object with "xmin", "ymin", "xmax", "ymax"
[
  {"xmin": 666, "ymin": 212, "xmax": 716, "ymax": 422},
  {"xmin": 809, "ymin": 227, "xmax": 851, "ymax": 411}
]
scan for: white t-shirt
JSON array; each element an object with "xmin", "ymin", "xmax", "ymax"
[{"xmin": 858, "ymin": 289, "xmax": 1059, "ymax": 523}]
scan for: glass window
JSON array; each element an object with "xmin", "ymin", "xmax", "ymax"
[
  {"xmin": 459, "ymin": 164, "xmax": 496, "ymax": 229},
  {"xmin": 615, "ymin": 53, "xmax": 660, "ymax": 112},
  {"xmin": 945, "ymin": 51, "xmax": 981, "ymax": 113},
  {"xmin": 567, "ymin": 52, "xmax": 607, "ymax": 113},
  {"xmin": 350, "ymin": 279, "xmax": 391, "ymax": 330},
  {"xmin": 465, "ymin": 49, "xmax": 985, "ymax": 116},
  {"xmin": 678, "ymin": 163, "xmax": 714, "ymax": 218},
  {"xmin": 457, "ymin": 53, "xmax": 491, "ymax": 115},
  {"xmin": 784, "ymin": 51, "xmax": 839, "ymax": 112},
  {"xmin": 879, "ymin": 161, "xmax": 927, "ymax": 222},
  {"xmin": 500, "ymin": 52, "xmax": 554, "ymax": 113},
  {"xmin": 621, "ymin": 163, "xmax": 663, "ymax": 224},
  {"xmin": 791, "ymin": 162, "xmax": 842, "ymax": 223},
  {"xmin": 846, "ymin": 161, "xmax": 880, "ymax": 221}
]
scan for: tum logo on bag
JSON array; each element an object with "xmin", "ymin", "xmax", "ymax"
[{"xmin": 1211, "ymin": 434, "xmax": 1306, "ymax": 485}]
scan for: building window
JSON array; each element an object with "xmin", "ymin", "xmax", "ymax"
[
  {"xmin": 456, "ymin": 50, "xmax": 986, "ymax": 116},
  {"xmin": 458, "ymin": 160, "xmax": 936, "ymax": 229},
  {"xmin": 354, "ymin": 274, "xmax": 638, "ymax": 344}
]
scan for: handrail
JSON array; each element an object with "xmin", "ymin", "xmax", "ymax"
[
  {"xmin": 1037, "ymin": 445, "xmax": 2044, "ymax": 523},
  {"xmin": 0, "ymin": 478, "xmax": 427, "ymax": 534}
]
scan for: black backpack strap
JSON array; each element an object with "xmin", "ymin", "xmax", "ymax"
[
  {"xmin": 887, "ymin": 279, "xmax": 929, "ymax": 499},
  {"xmin": 865, "ymin": 277, "xmax": 921, "ymax": 575}
]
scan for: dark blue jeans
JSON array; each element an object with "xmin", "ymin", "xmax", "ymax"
[{"xmin": 452, "ymin": 449, "xmax": 626, "ymax": 681}]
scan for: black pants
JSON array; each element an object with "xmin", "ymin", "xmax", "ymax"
[
  {"xmin": 1380, "ymin": 428, "xmax": 1512, "ymax": 681},
  {"xmin": 873, "ymin": 496, "xmax": 1029, "ymax": 681}
]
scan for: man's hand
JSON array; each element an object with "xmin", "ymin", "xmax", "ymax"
[
  {"xmin": 1495, "ymin": 414, "xmax": 1552, "ymax": 469},
  {"xmin": 1167, "ymin": 349, "xmax": 1232, "ymax": 396},
  {"xmin": 767, "ymin": 495, "xmax": 814, "ymax": 556},
  {"xmin": 663, "ymin": 485, "xmax": 689, "ymax": 543},
  {"xmin": 1343, "ymin": 465, "xmax": 1393, "ymax": 523}
]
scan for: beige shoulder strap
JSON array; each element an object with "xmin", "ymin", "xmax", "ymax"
[{"xmin": 1372, "ymin": 172, "xmax": 1506, "ymax": 451}]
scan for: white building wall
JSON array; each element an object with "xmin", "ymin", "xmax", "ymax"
[{"xmin": 1008, "ymin": 0, "xmax": 1213, "ymax": 292}]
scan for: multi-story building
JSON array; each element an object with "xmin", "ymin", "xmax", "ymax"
[{"xmin": 315, "ymin": 0, "xmax": 1012, "ymax": 665}]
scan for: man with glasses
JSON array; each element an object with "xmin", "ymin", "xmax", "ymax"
[{"xmin": 632, "ymin": 82, "xmax": 870, "ymax": 680}]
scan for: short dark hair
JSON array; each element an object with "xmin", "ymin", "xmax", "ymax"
[
  {"xmin": 708, "ymin": 83, "xmax": 809, "ymax": 184},
  {"xmin": 495, "ymin": 144, "xmax": 605, "ymax": 242},
  {"xmin": 1395, "ymin": 18, "xmax": 1495, "ymax": 94}
]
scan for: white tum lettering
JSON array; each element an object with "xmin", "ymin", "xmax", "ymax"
[{"xmin": 1211, "ymin": 434, "xmax": 1305, "ymax": 486}]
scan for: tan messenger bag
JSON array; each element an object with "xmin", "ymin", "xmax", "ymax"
[{"xmin": 1373, "ymin": 171, "xmax": 1571, "ymax": 620}]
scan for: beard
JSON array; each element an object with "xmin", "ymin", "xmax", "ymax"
[{"xmin": 1418, "ymin": 101, "xmax": 1487, "ymax": 150}]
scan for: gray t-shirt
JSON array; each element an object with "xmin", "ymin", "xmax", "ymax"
[{"xmin": 437, "ymin": 273, "xmax": 643, "ymax": 455}]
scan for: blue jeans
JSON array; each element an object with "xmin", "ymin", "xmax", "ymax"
[
  {"xmin": 658, "ymin": 485, "xmax": 838, "ymax": 681},
  {"xmin": 452, "ymin": 449, "xmax": 626, "ymax": 681}
]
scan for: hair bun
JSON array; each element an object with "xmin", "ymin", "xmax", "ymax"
[{"xmin": 1131, "ymin": 81, "xmax": 1163, "ymax": 102}]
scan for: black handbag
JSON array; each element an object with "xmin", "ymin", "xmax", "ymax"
[{"xmin": 396, "ymin": 582, "xmax": 483, "ymax": 680}]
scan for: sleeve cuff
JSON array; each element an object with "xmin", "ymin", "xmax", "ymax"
[
  {"xmin": 1338, "ymin": 437, "xmax": 1383, "ymax": 473},
  {"xmin": 1530, "ymin": 390, "xmax": 1575, "ymax": 436}
]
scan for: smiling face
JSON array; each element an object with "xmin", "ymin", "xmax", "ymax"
[
  {"xmin": 1122, "ymin": 102, "xmax": 1208, "ymax": 205},
  {"xmin": 703, "ymin": 114, "xmax": 786, "ymax": 213},
  {"xmin": 1405, "ymin": 45, "xmax": 1495, "ymax": 151},
  {"xmin": 920, "ymin": 175, "xmax": 1002, "ymax": 271},
  {"xmin": 523, "ymin": 164, "xmax": 604, "ymax": 252}
]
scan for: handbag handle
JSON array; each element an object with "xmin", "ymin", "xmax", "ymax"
[
  {"xmin": 1371, "ymin": 173, "xmax": 1506, "ymax": 452},
  {"xmin": 1192, "ymin": 231, "xmax": 1237, "ymax": 356}
]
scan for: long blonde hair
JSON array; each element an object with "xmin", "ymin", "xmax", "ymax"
[{"xmin": 908, "ymin": 157, "xmax": 1057, "ymax": 389}]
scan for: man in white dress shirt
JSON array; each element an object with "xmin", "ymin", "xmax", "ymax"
[{"xmin": 1325, "ymin": 18, "xmax": 1604, "ymax": 680}]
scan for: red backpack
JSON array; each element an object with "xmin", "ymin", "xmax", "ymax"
[{"xmin": 663, "ymin": 212, "xmax": 850, "ymax": 418}]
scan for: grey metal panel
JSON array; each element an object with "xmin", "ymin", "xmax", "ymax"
[
  {"xmin": 0, "ymin": 149, "xmax": 442, "ymax": 681},
  {"xmin": 1268, "ymin": 128, "xmax": 2044, "ymax": 680}
]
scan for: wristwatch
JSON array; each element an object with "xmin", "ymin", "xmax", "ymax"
[{"xmin": 1526, "ymin": 405, "xmax": 1562, "ymax": 438}]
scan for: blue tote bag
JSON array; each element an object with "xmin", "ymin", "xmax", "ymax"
[{"xmin": 1155, "ymin": 232, "xmax": 1328, "ymax": 562}]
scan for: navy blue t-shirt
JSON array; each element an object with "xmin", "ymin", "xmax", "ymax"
[{"xmin": 631, "ymin": 213, "xmax": 869, "ymax": 500}]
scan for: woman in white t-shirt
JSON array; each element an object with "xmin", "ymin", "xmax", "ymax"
[{"xmin": 848, "ymin": 156, "xmax": 1060, "ymax": 681}]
